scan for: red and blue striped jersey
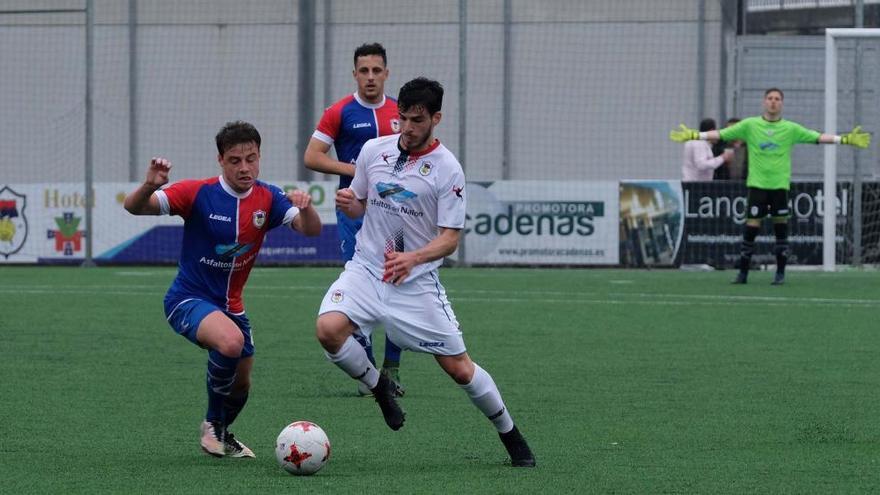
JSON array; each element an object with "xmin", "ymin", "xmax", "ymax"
[
  {"xmin": 312, "ymin": 93, "xmax": 399, "ymax": 189},
  {"xmin": 156, "ymin": 176, "xmax": 298, "ymax": 314}
]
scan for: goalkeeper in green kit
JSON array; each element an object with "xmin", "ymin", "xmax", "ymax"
[{"xmin": 670, "ymin": 88, "xmax": 871, "ymax": 284}]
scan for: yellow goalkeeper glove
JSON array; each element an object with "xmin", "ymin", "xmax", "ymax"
[
  {"xmin": 841, "ymin": 126, "xmax": 871, "ymax": 149},
  {"xmin": 669, "ymin": 124, "xmax": 699, "ymax": 143}
]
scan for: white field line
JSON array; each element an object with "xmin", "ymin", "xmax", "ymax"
[
  {"xmin": 612, "ymin": 292, "xmax": 880, "ymax": 306},
  {"xmin": 2, "ymin": 285, "xmax": 877, "ymax": 308},
  {"xmin": 448, "ymin": 296, "xmax": 877, "ymax": 308}
]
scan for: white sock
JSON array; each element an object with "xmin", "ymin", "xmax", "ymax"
[
  {"xmin": 460, "ymin": 363, "xmax": 514, "ymax": 433},
  {"xmin": 325, "ymin": 336, "xmax": 380, "ymax": 389}
]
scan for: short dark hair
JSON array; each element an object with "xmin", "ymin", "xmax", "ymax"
[
  {"xmin": 764, "ymin": 87, "xmax": 784, "ymax": 99},
  {"xmin": 726, "ymin": 117, "xmax": 740, "ymax": 126},
  {"xmin": 699, "ymin": 118, "xmax": 717, "ymax": 132},
  {"xmin": 354, "ymin": 42, "xmax": 387, "ymax": 67},
  {"xmin": 215, "ymin": 121, "xmax": 261, "ymax": 155},
  {"xmin": 398, "ymin": 77, "xmax": 444, "ymax": 115}
]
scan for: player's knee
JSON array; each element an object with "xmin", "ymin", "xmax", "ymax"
[
  {"xmin": 773, "ymin": 243, "xmax": 789, "ymax": 257},
  {"xmin": 440, "ymin": 357, "xmax": 475, "ymax": 385},
  {"xmin": 214, "ymin": 331, "xmax": 245, "ymax": 358},
  {"xmin": 448, "ymin": 368, "xmax": 472, "ymax": 385},
  {"xmin": 316, "ymin": 313, "xmax": 349, "ymax": 352}
]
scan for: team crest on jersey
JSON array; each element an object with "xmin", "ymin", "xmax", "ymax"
[
  {"xmin": 330, "ymin": 289, "xmax": 344, "ymax": 303},
  {"xmin": 419, "ymin": 161, "xmax": 433, "ymax": 176},
  {"xmin": 253, "ymin": 210, "xmax": 266, "ymax": 229},
  {"xmin": 391, "ymin": 119, "xmax": 400, "ymax": 133}
]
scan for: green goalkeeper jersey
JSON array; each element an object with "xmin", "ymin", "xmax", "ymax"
[{"xmin": 718, "ymin": 116, "xmax": 821, "ymax": 190}]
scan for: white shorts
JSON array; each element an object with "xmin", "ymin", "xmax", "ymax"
[{"xmin": 318, "ymin": 261, "xmax": 465, "ymax": 356}]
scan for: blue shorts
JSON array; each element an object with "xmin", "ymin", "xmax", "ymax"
[
  {"xmin": 165, "ymin": 298, "xmax": 255, "ymax": 358},
  {"xmin": 336, "ymin": 209, "xmax": 363, "ymax": 262}
]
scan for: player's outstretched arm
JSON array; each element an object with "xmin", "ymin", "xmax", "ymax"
[
  {"xmin": 123, "ymin": 157, "xmax": 171, "ymax": 215},
  {"xmin": 669, "ymin": 124, "xmax": 721, "ymax": 143},
  {"xmin": 820, "ymin": 126, "xmax": 871, "ymax": 148},
  {"xmin": 303, "ymin": 138, "xmax": 357, "ymax": 177},
  {"xmin": 335, "ymin": 187, "xmax": 365, "ymax": 219},
  {"xmin": 287, "ymin": 189, "xmax": 322, "ymax": 236}
]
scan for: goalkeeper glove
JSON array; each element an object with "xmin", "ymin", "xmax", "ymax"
[
  {"xmin": 669, "ymin": 124, "xmax": 699, "ymax": 143},
  {"xmin": 841, "ymin": 126, "xmax": 871, "ymax": 149}
]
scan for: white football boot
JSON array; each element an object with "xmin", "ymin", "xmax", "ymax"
[
  {"xmin": 200, "ymin": 421, "xmax": 226, "ymax": 457},
  {"xmin": 224, "ymin": 432, "xmax": 255, "ymax": 458}
]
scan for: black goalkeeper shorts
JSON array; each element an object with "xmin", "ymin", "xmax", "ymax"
[{"xmin": 746, "ymin": 187, "xmax": 790, "ymax": 219}]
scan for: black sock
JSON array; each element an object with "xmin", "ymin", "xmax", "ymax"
[
  {"xmin": 223, "ymin": 392, "xmax": 249, "ymax": 429},
  {"xmin": 739, "ymin": 225, "xmax": 759, "ymax": 273},
  {"xmin": 773, "ymin": 222, "xmax": 788, "ymax": 275}
]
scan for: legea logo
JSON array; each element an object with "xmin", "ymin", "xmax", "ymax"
[{"xmin": 209, "ymin": 213, "xmax": 232, "ymax": 222}]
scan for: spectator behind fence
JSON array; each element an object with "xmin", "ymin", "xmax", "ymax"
[
  {"xmin": 680, "ymin": 118, "xmax": 732, "ymax": 181},
  {"xmin": 713, "ymin": 118, "xmax": 748, "ymax": 181}
]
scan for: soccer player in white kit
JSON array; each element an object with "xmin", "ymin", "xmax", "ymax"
[{"xmin": 316, "ymin": 77, "xmax": 535, "ymax": 467}]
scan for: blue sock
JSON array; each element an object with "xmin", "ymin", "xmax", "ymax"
[
  {"xmin": 383, "ymin": 336, "xmax": 402, "ymax": 366},
  {"xmin": 352, "ymin": 332, "xmax": 376, "ymax": 367},
  {"xmin": 223, "ymin": 393, "xmax": 248, "ymax": 428},
  {"xmin": 206, "ymin": 350, "xmax": 239, "ymax": 424}
]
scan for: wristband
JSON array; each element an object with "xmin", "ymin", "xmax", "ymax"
[
  {"xmin": 834, "ymin": 135, "xmax": 843, "ymax": 144},
  {"xmin": 698, "ymin": 132, "xmax": 709, "ymax": 140}
]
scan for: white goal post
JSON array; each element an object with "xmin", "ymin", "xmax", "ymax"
[{"xmin": 823, "ymin": 28, "xmax": 880, "ymax": 271}]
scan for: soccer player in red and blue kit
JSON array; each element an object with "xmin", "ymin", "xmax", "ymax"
[
  {"xmin": 124, "ymin": 121, "xmax": 322, "ymax": 458},
  {"xmin": 304, "ymin": 42, "xmax": 405, "ymax": 396}
]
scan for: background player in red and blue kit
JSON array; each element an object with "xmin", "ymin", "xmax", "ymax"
[
  {"xmin": 124, "ymin": 121, "xmax": 321, "ymax": 458},
  {"xmin": 304, "ymin": 42, "xmax": 405, "ymax": 395}
]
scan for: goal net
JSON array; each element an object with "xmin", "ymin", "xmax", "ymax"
[{"xmin": 824, "ymin": 28, "xmax": 880, "ymax": 270}]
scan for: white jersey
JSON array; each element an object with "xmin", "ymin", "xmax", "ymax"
[
  {"xmin": 682, "ymin": 140, "xmax": 725, "ymax": 181},
  {"xmin": 350, "ymin": 134, "xmax": 466, "ymax": 281}
]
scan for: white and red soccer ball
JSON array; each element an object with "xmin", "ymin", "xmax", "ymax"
[{"xmin": 275, "ymin": 421, "xmax": 331, "ymax": 476}]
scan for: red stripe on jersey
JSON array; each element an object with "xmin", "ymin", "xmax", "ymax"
[
  {"xmin": 224, "ymin": 185, "xmax": 273, "ymax": 313},
  {"xmin": 164, "ymin": 177, "xmax": 218, "ymax": 219},
  {"xmin": 375, "ymin": 101, "xmax": 399, "ymax": 137},
  {"xmin": 316, "ymin": 94, "xmax": 356, "ymax": 141}
]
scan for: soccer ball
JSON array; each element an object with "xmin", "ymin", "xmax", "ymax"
[{"xmin": 275, "ymin": 421, "xmax": 331, "ymax": 476}]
